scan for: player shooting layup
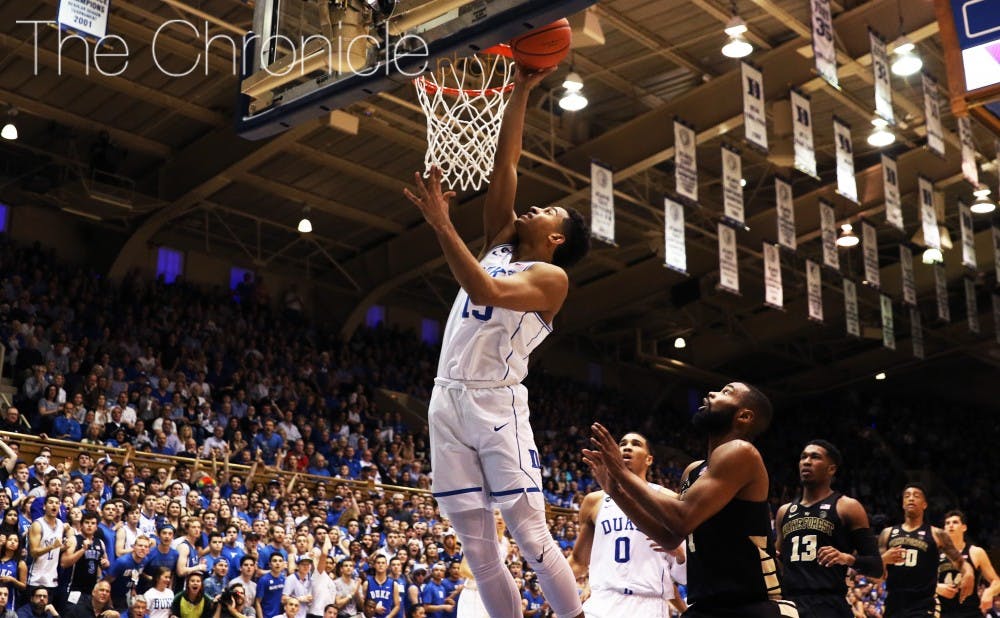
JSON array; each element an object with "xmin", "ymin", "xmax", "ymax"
[{"xmin": 403, "ymin": 64, "xmax": 590, "ymax": 618}]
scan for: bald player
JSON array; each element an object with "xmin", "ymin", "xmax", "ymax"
[
  {"xmin": 569, "ymin": 432, "xmax": 686, "ymax": 618},
  {"xmin": 584, "ymin": 382, "xmax": 798, "ymax": 618}
]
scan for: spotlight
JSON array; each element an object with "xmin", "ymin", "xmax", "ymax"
[
  {"xmin": 559, "ymin": 71, "xmax": 588, "ymax": 111},
  {"xmin": 875, "ymin": 372, "xmax": 886, "ymax": 381},
  {"xmin": 836, "ymin": 223, "xmax": 859, "ymax": 247},
  {"xmin": 890, "ymin": 37, "xmax": 922, "ymax": 76},
  {"xmin": 921, "ymin": 247, "xmax": 943, "ymax": 264},
  {"xmin": 867, "ymin": 117, "xmax": 895, "ymax": 147},
  {"xmin": 971, "ymin": 185, "xmax": 996, "ymax": 214},
  {"xmin": 297, "ymin": 206, "xmax": 313, "ymax": 233},
  {"xmin": 722, "ymin": 16, "xmax": 753, "ymax": 58},
  {"xmin": 673, "ymin": 337, "xmax": 686, "ymax": 349},
  {"xmin": 739, "ymin": 178, "xmax": 747, "ymax": 188},
  {"xmin": 1, "ymin": 108, "xmax": 17, "ymax": 141}
]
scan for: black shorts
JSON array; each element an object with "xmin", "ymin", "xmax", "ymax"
[
  {"xmin": 786, "ymin": 593, "xmax": 852, "ymax": 618},
  {"xmin": 939, "ymin": 606, "xmax": 981, "ymax": 618},
  {"xmin": 684, "ymin": 599, "xmax": 800, "ymax": 618},
  {"xmin": 884, "ymin": 597, "xmax": 940, "ymax": 618}
]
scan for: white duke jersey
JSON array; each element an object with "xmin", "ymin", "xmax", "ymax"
[
  {"xmin": 437, "ymin": 244, "xmax": 552, "ymax": 383},
  {"xmin": 28, "ymin": 517, "xmax": 65, "ymax": 587},
  {"xmin": 590, "ymin": 484, "xmax": 677, "ymax": 599}
]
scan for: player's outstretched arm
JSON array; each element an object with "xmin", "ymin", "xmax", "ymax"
[
  {"xmin": 482, "ymin": 65, "xmax": 556, "ymax": 250},
  {"xmin": 583, "ymin": 423, "xmax": 760, "ymax": 548},
  {"xmin": 405, "ymin": 167, "xmax": 567, "ymax": 314}
]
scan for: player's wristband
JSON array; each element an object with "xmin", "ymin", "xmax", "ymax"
[{"xmin": 849, "ymin": 527, "xmax": 882, "ymax": 577}]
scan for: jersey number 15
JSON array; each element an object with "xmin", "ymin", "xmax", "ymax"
[{"xmin": 462, "ymin": 297, "xmax": 493, "ymax": 321}]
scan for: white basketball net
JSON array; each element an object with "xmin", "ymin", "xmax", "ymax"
[{"xmin": 414, "ymin": 49, "xmax": 515, "ymax": 192}]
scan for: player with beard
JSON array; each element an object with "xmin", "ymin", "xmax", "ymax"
[
  {"xmin": 583, "ymin": 382, "xmax": 798, "ymax": 618},
  {"xmin": 880, "ymin": 484, "xmax": 972, "ymax": 618},
  {"xmin": 569, "ymin": 432, "xmax": 687, "ymax": 618},
  {"xmin": 775, "ymin": 440, "xmax": 882, "ymax": 617},
  {"xmin": 936, "ymin": 510, "xmax": 999, "ymax": 617}
]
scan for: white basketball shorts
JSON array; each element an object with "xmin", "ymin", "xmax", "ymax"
[
  {"xmin": 583, "ymin": 590, "xmax": 671, "ymax": 618},
  {"xmin": 429, "ymin": 379, "xmax": 545, "ymax": 514}
]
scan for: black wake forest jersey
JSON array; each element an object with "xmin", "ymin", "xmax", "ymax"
[
  {"xmin": 681, "ymin": 461, "xmax": 782, "ymax": 608},
  {"xmin": 779, "ymin": 492, "xmax": 853, "ymax": 597},
  {"xmin": 885, "ymin": 523, "xmax": 939, "ymax": 608},
  {"xmin": 938, "ymin": 543, "xmax": 980, "ymax": 616}
]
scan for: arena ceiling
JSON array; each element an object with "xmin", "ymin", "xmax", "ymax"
[{"xmin": 1, "ymin": 0, "xmax": 999, "ymax": 395}]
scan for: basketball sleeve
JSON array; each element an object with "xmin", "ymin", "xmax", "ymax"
[{"xmin": 849, "ymin": 527, "xmax": 882, "ymax": 577}]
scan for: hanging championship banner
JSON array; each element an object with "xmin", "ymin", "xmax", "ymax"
[
  {"xmin": 741, "ymin": 62, "xmax": 768, "ymax": 152},
  {"xmin": 791, "ymin": 90, "xmax": 818, "ymax": 179},
  {"xmin": 869, "ymin": 30, "xmax": 893, "ymax": 123},
  {"xmin": 664, "ymin": 197, "xmax": 687, "ymax": 274},
  {"xmin": 806, "ymin": 260, "xmax": 823, "ymax": 323},
  {"xmin": 910, "ymin": 307, "xmax": 925, "ymax": 359},
  {"xmin": 590, "ymin": 161, "xmax": 615, "ymax": 245},
  {"xmin": 718, "ymin": 223, "xmax": 740, "ymax": 295},
  {"xmin": 819, "ymin": 200, "xmax": 839, "ymax": 271},
  {"xmin": 965, "ymin": 278, "xmax": 980, "ymax": 334},
  {"xmin": 810, "ymin": 0, "xmax": 838, "ymax": 88},
  {"xmin": 959, "ymin": 202, "xmax": 977, "ymax": 269},
  {"xmin": 775, "ymin": 177, "xmax": 796, "ymax": 251},
  {"xmin": 958, "ymin": 116, "xmax": 979, "ymax": 187},
  {"xmin": 862, "ymin": 222, "xmax": 880, "ymax": 289},
  {"xmin": 922, "ymin": 74, "xmax": 945, "ymax": 157},
  {"xmin": 919, "ymin": 176, "xmax": 940, "ymax": 250},
  {"xmin": 674, "ymin": 119, "xmax": 698, "ymax": 203},
  {"xmin": 833, "ymin": 117, "xmax": 858, "ymax": 203},
  {"xmin": 882, "ymin": 155, "xmax": 903, "ymax": 232},
  {"xmin": 900, "ymin": 245, "xmax": 917, "ymax": 306},
  {"xmin": 763, "ymin": 243, "xmax": 783, "ymax": 309},
  {"xmin": 934, "ymin": 263, "xmax": 950, "ymax": 322},
  {"xmin": 844, "ymin": 279, "xmax": 860, "ymax": 336},
  {"xmin": 994, "ymin": 294, "xmax": 1000, "ymax": 344},
  {"xmin": 58, "ymin": 0, "xmax": 111, "ymax": 40},
  {"xmin": 880, "ymin": 294, "xmax": 895, "ymax": 350},
  {"xmin": 721, "ymin": 145, "xmax": 744, "ymax": 226}
]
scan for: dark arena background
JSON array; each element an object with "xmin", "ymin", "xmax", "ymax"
[{"xmin": 0, "ymin": 0, "xmax": 998, "ymax": 617}]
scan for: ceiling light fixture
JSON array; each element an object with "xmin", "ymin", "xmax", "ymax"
[
  {"xmin": 890, "ymin": 36, "xmax": 922, "ymax": 76},
  {"xmin": 921, "ymin": 247, "xmax": 943, "ymax": 264},
  {"xmin": 867, "ymin": 117, "xmax": 895, "ymax": 147},
  {"xmin": 297, "ymin": 206, "xmax": 313, "ymax": 234},
  {"xmin": 875, "ymin": 371, "xmax": 886, "ymax": 381},
  {"xmin": 673, "ymin": 337, "xmax": 686, "ymax": 349},
  {"xmin": 559, "ymin": 71, "xmax": 588, "ymax": 112},
  {"xmin": 1, "ymin": 108, "xmax": 17, "ymax": 141},
  {"xmin": 836, "ymin": 223, "xmax": 860, "ymax": 247},
  {"xmin": 971, "ymin": 184, "xmax": 996, "ymax": 214},
  {"xmin": 721, "ymin": 15, "xmax": 753, "ymax": 58}
]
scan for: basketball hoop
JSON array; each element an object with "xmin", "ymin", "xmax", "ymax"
[{"xmin": 414, "ymin": 45, "xmax": 515, "ymax": 192}]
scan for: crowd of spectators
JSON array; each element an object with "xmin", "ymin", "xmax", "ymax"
[{"xmin": 0, "ymin": 236, "xmax": 995, "ymax": 618}]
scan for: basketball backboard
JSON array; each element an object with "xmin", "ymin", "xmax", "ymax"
[{"xmin": 236, "ymin": 0, "xmax": 598, "ymax": 139}]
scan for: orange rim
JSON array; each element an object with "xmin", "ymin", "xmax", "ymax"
[{"xmin": 415, "ymin": 44, "xmax": 514, "ymax": 97}]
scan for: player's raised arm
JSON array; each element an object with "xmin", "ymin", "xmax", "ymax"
[
  {"xmin": 482, "ymin": 65, "xmax": 556, "ymax": 250},
  {"xmin": 583, "ymin": 423, "xmax": 760, "ymax": 549}
]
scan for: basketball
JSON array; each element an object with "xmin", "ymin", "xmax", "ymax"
[{"xmin": 510, "ymin": 18, "xmax": 572, "ymax": 70}]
